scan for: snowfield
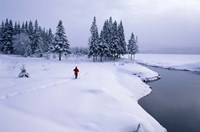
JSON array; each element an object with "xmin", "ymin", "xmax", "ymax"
[
  {"xmin": 0, "ymin": 55, "xmax": 166, "ymax": 132},
  {"xmin": 136, "ymin": 54, "xmax": 200, "ymax": 73}
]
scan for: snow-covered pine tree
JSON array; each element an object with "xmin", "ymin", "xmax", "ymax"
[
  {"xmin": 13, "ymin": 21, "xmax": 21, "ymax": 36},
  {"xmin": 47, "ymin": 28, "xmax": 54, "ymax": 53},
  {"xmin": 40, "ymin": 28, "xmax": 50, "ymax": 54},
  {"xmin": 88, "ymin": 17, "xmax": 99, "ymax": 61},
  {"xmin": 107, "ymin": 17, "xmax": 113, "ymax": 57},
  {"xmin": 3, "ymin": 19, "xmax": 14, "ymax": 54},
  {"xmin": 110, "ymin": 21, "xmax": 120, "ymax": 60},
  {"xmin": 13, "ymin": 32, "xmax": 31, "ymax": 56},
  {"xmin": 0, "ymin": 21, "xmax": 4, "ymax": 52},
  {"xmin": 25, "ymin": 21, "xmax": 28, "ymax": 33},
  {"xmin": 31, "ymin": 20, "xmax": 39, "ymax": 54},
  {"xmin": 100, "ymin": 20, "xmax": 110, "ymax": 59},
  {"xmin": 53, "ymin": 20, "xmax": 70, "ymax": 61},
  {"xmin": 18, "ymin": 65, "xmax": 29, "ymax": 78},
  {"xmin": 34, "ymin": 26, "xmax": 45, "ymax": 57},
  {"xmin": 13, "ymin": 22, "xmax": 18, "ymax": 35},
  {"xmin": 118, "ymin": 21, "xmax": 126, "ymax": 55},
  {"xmin": 28, "ymin": 21, "xmax": 34, "ymax": 42},
  {"xmin": 17, "ymin": 22, "xmax": 21, "ymax": 34},
  {"xmin": 21, "ymin": 22, "xmax": 25, "ymax": 33},
  {"xmin": 127, "ymin": 33, "xmax": 138, "ymax": 60},
  {"xmin": 99, "ymin": 30, "xmax": 109, "ymax": 61}
]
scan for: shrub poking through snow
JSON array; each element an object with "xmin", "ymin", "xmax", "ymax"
[{"xmin": 18, "ymin": 65, "xmax": 29, "ymax": 78}]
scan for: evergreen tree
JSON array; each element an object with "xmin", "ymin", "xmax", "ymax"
[
  {"xmin": 52, "ymin": 20, "xmax": 70, "ymax": 61},
  {"xmin": 13, "ymin": 21, "xmax": 18, "ymax": 35},
  {"xmin": 110, "ymin": 21, "xmax": 120, "ymax": 60},
  {"xmin": 21, "ymin": 22, "xmax": 25, "ymax": 33},
  {"xmin": 13, "ymin": 32, "xmax": 31, "ymax": 56},
  {"xmin": 127, "ymin": 33, "xmax": 138, "ymax": 60},
  {"xmin": 18, "ymin": 65, "xmax": 29, "ymax": 78},
  {"xmin": 17, "ymin": 23, "xmax": 21, "ymax": 34},
  {"xmin": 34, "ymin": 26, "xmax": 45, "ymax": 57},
  {"xmin": 100, "ymin": 20, "xmax": 110, "ymax": 59},
  {"xmin": 31, "ymin": 20, "xmax": 40, "ymax": 54},
  {"xmin": 13, "ymin": 21, "xmax": 21, "ymax": 35},
  {"xmin": 0, "ymin": 21, "xmax": 4, "ymax": 52},
  {"xmin": 98, "ymin": 30, "xmax": 109, "ymax": 61},
  {"xmin": 88, "ymin": 17, "xmax": 99, "ymax": 61},
  {"xmin": 47, "ymin": 28, "xmax": 54, "ymax": 52},
  {"xmin": 28, "ymin": 21, "xmax": 34, "ymax": 41},
  {"xmin": 107, "ymin": 17, "xmax": 113, "ymax": 56},
  {"xmin": 118, "ymin": 21, "xmax": 126, "ymax": 55},
  {"xmin": 3, "ymin": 19, "xmax": 14, "ymax": 54},
  {"xmin": 39, "ymin": 28, "xmax": 49, "ymax": 54},
  {"xmin": 25, "ymin": 21, "xmax": 28, "ymax": 33}
]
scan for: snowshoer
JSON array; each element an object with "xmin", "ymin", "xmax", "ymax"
[{"xmin": 73, "ymin": 66, "xmax": 79, "ymax": 79}]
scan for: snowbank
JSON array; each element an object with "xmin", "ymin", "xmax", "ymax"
[
  {"xmin": 0, "ymin": 55, "xmax": 166, "ymax": 132},
  {"xmin": 136, "ymin": 54, "xmax": 200, "ymax": 73}
]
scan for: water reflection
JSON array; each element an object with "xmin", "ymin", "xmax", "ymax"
[{"xmin": 139, "ymin": 67, "xmax": 200, "ymax": 132}]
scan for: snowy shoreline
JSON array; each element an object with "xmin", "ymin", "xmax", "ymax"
[
  {"xmin": 0, "ymin": 55, "xmax": 166, "ymax": 132},
  {"xmin": 136, "ymin": 54, "xmax": 200, "ymax": 73}
]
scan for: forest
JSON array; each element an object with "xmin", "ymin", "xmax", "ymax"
[{"xmin": 0, "ymin": 17, "xmax": 138, "ymax": 61}]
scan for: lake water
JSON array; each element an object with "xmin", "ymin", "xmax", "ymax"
[{"xmin": 139, "ymin": 67, "xmax": 200, "ymax": 132}]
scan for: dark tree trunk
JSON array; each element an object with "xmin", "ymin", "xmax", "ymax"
[
  {"xmin": 93, "ymin": 56, "xmax": 95, "ymax": 62},
  {"xmin": 59, "ymin": 52, "xmax": 62, "ymax": 61},
  {"xmin": 100, "ymin": 56, "xmax": 102, "ymax": 62}
]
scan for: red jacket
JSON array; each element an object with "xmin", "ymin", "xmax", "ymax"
[{"xmin": 73, "ymin": 67, "xmax": 79, "ymax": 74}]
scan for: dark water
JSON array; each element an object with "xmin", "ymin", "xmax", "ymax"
[{"xmin": 139, "ymin": 67, "xmax": 200, "ymax": 132}]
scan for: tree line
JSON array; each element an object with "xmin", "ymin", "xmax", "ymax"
[
  {"xmin": 0, "ymin": 19, "xmax": 70, "ymax": 60},
  {"xmin": 0, "ymin": 17, "xmax": 138, "ymax": 61},
  {"xmin": 88, "ymin": 17, "xmax": 138, "ymax": 62}
]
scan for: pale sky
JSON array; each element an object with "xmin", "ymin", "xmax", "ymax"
[{"xmin": 0, "ymin": 0, "xmax": 200, "ymax": 50}]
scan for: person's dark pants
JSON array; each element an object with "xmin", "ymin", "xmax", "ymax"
[{"xmin": 75, "ymin": 73, "xmax": 78, "ymax": 79}]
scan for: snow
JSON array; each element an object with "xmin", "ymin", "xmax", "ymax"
[
  {"xmin": 0, "ymin": 55, "xmax": 166, "ymax": 132},
  {"xmin": 136, "ymin": 54, "xmax": 200, "ymax": 73}
]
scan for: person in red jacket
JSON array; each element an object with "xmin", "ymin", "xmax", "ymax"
[{"xmin": 73, "ymin": 66, "xmax": 79, "ymax": 79}]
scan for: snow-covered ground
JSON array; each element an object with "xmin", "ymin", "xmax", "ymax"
[
  {"xmin": 136, "ymin": 54, "xmax": 200, "ymax": 73},
  {"xmin": 0, "ymin": 55, "xmax": 166, "ymax": 132}
]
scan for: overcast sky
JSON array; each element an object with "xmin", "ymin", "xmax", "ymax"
[{"xmin": 1, "ymin": 0, "xmax": 200, "ymax": 50}]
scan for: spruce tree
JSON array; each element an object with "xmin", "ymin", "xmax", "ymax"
[
  {"xmin": 0, "ymin": 21, "xmax": 4, "ymax": 52},
  {"xmin": 118, "ymin": 21, "xmax": 126, "ymax": 55},
  {"xmin": 31, "ymin": 20, "xmax": 41, "ymax": 55},
  {"xmin": 47, "ymin": 28, "xmax": 54, "ymax": 53},
  {"xmin": 110, "ymin": 21, "xmax": 120, "ymax": 60},
  {"xmin": 100, "ymin": 20, "xmax": 110, "ymax": 59},
  {"xmin": 127, "ymin": 33, "xmax": 138, "ymax": 60},
  {"xmin": 21, "ymin": 22, "xmax": 25, "ymax": 33},
  {"xmin": 39, "ymin": 28, "xmax": 49, "ymax": 54},
  {"xmin": 107, "ymin": 17, "xmax": 113, "ymax": 56},
  {"xmin": 18, "ymin": 65, "xmax": 29, "ymax": 78},
  {"xmin": 53, "ymin": 20, "xmax": 70, "ymax": 61},
  {"xmin": 25, "ymin": 21, "xmax": 28, "ymax": 33},
  {"xmin": 13, "ymin": 21, "xmax": 18, "ymax": 35},
  {"xmin": 13, "ymin": 32, "xmax": 31, "ymax": 56},
  {"xmin": 88, "ymin": 17, "xmax": 99, "ymax": 61},
  {"xmin": 34, "ymin": 26, "xmax": 44, "ymax": 57},
  {"xmin": 3, "ymin": 19, "xmax": 14, "ymax": 54},
  {"xmin": 99, "ymin": 30, "xmax": 109, "ymax": 61},
  {"xmin": 17, "ymin": 23, "xmax": 21, "ymax": 34},
  {"xmin": 28, "ymin": 21, "xmax": 34, "ymax": 41}
]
